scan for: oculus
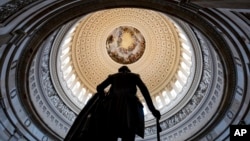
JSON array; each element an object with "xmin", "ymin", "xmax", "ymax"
[{"xmin": 106, "ymin": 26, "xmax": 146, "ymax": 64}]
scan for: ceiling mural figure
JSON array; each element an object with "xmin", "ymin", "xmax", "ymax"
[{"xmin": 106, "ymin": 26, "xmax": 146, "ymax": 64}]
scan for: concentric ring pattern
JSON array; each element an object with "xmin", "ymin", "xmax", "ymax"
[{"xmin": 58, "ymin": 8, "xmax": 194, "ymax": 117}]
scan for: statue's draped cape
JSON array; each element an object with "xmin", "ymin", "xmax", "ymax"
[{"xmin": 64, "ymin": 92, "xmax": 144, "ymax": 141}]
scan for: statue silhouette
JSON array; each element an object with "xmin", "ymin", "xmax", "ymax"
[{"xmin": 64, "ymin": 66, "xmax": 161, "ymax": 141}]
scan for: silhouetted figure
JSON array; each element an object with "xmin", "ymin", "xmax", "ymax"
[
  {"xmin": 95, "ymin": 66, "xmax": 161, "ymax": 141},
  {"xmin": 64, "ymin": 66, "xmax": 161, "ymax": 141}
]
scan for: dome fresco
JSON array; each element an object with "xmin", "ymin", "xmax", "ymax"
[{"xmin": 106, "ymin": 26, "xmax": 146, "ymax": 64}]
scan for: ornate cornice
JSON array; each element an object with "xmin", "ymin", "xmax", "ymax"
[{"xmin": 0, "ymin": 0, "xmax": 38, "ymax": 23}]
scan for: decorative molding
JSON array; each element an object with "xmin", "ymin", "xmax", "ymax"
[{"xmin": 0, "ymin": 0, "xmax": 38, "ymax": 23}]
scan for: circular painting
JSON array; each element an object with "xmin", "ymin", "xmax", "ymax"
[{"xmin": 106, "ymin": 26, "xmax": 146, "ymax": 64}]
